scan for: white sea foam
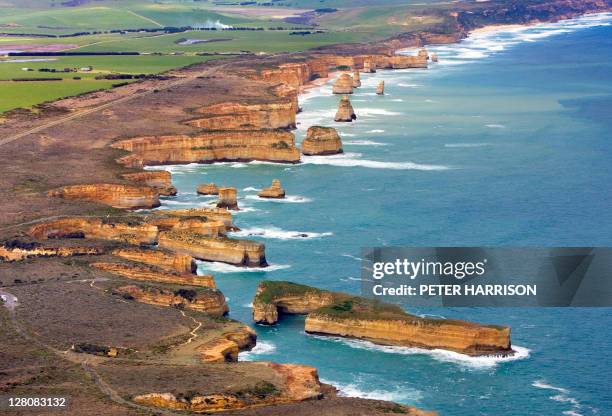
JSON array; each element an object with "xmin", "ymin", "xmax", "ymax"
[
  {"xmin": 532, "ymin": 380, "xmax": 586, "ymax": 416},
  {"xmin": 231, "ymin": 226, "xmax": 332, "ymax": 240},
  {"xmin": 233, "ymin": 206, "xmax": 261, "ymax": 213},
  {"xmin": 309, "ymin": 334, "xmax": 530, "ymax": 369},
  {"xmin": 243, "ymin": 186, "xmax": 261, "ymax": 192},
  {"xmin": 341, "ymin": 133, "xmax": 356, "ymax": 137},
  {"xmin": 245, "ymin": 194, "xmax": 312, "ymax": 203},
  {"xmin": 302, "ymin": 153, "xmax": 450, "ymax": 171},
  {"xmin": 398, "ymin": 83, "xmax": 421, "ymax": 88},
  {"xmin": 239, "ymin": 341, "xmax": 277, "ymax": 360},
  {"xmin": 341, "ymin": 253, "xmax": 364, "ymax": 262},
  {"xmin": 344, "ymin": 140, "xmax": 388, "ymax": 146},
  {"xmin": 367, "ymin": 129, "xmax": 385, "ymax": 133},
  {"xmin": 196, "ymin": 260, "xmax": 290, "ymax": 273},
  {"xmin": 485, "ymin": 124, "xmax": 506, "ymax": 128},
  {"xmin": 320, "ymin": 378, "xmax": 423, "ymax": 403},
  {"xmin": 358, "ymin": 108, "xmax": 402, "ymax": 117},
  {"xmin": 445, "ymin": 143, "xmax": 492, "ymax": 148}
]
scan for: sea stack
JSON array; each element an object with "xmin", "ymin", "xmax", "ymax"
[
  {"xmin": 216, "ymin": 187, "xmax": 238, "ymax": 210},
  {"xmin": 332, "ymin": 73, "xmax": 354, "ymax": 94},
  {"xmin": 334, "ymin": 96, "xmax": 356, "ymax": 122},
  {"xmin": 197, "ymin": 183, "xmax": 219, "ymax": 195},
  {"xmin": 431, "ymin": 53, "xmax": 438, "ymax": 62},
  {"xmin": 376, "ymin": 81, "xmax": 385, "ymax": 95},
  {"xmin": 352, "ymin": 70, "xmax": 361, "ymax": 87},
  {"xmin": 301, "ymin": 126, "xmax": 343, "ymax": 155},
  {"xmin": 418, "ymin": 48, "xmax": 429, "ymax": 60},
  {"xmin": 258, "ymin": 179, "xmax": 285, "ymax": 199},
  {"xmin": 364, "ymin": 60, "xmax": 376, "ymax": 73}
]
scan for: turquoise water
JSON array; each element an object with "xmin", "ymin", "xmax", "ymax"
[{"xmin": 152, "ymin": 14, "xmax": 612, "ymax": 416}]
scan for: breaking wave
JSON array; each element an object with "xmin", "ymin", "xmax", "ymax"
[
  {"xmin": 196, "ymin": 260, "xmax": 290, "ymax": 274},
  {"xmin": 532, "ymin": 380, "xmax": 587, "ymax": 416},
  {"xmin": 302, "ymin": 153, "xmax": 450, "ymax": 171},
  {"xmin": 231, "ymin": 226, "xmax": 332, "ymax": 240},
  {"xmin": 320, "ymin": 378, "xmax": 423, "ymax": 403},
  {"xmin": 344, "ymin": 140, "xmax": 388, "ymax": 146},
  {"xmin": 239, "ymin": 341, "xmax": 276, "ymax": 360}
]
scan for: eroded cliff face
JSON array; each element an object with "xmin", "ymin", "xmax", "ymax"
[
  {"xmin": 91, "ymin": 262, "xmax": 216, "ymax": 288},
  {"xmin": 198, "ymin": 326, "xmax": 257, "ymax": 362},
  {"xmin": 305, "ymin": 314, "xmax": 512, "ymax": 356},
  {"xmin": 132, "ymin": 362, "xmax": 322, "ymax": 413},
  {"xmin": 196, "ymin": 183, "xmax": 219, "ymax": 195},
  {"xmin": 111, "ymin": 247, "xmax": 196, "ymax": 274},
  {"xmin": 157, "ymin": 208, "xmax": 235, "ymax": 230},
  {"xmin": 252, "ymin": 281, "xmax": 335, "ymax": 325},
  {"xmin": 122, "ymin": 171, "xmax": 177, "ymax": 196},
  {"xmin": 0, "ymin": 241, "xmax": 102, "ymax": 262},
  {"xmin": 115, "ymin": 284, "xmax": 228, "ymax": 316},
  {"xmin": 158, "ymin": 231, "xmax": 267, "ymax": 267},
  {"xmin": 147, "ymin": 216, "xmax": 227, "ymax": 237},
  {"xmin": 47, "ymin": 184, "xmax": 160, "ymax": 209},
  {"xmin": 187, "ymin": 101, "xmax": 296, "ymax": 131},
  {"xmin": 29, "ymin": 218, "xmax": 159, "ymax": 245},
  {"xmin": 260, "ymin": 62, "xmax": 311, "ymax": 90},
  {"xmin": 217, "ymin": 187, "xmax": 238, "ymax": 210},
  {"xmin": 301, "ymin": 126, "xmax": 343, "ymax": 156},
  {"xmin": 111, "ymin": 131, "xmax": 300, "ymax": 167}
]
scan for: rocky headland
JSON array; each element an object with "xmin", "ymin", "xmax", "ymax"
[
  {"xmin": 48, "ymin": 183, "xmax": 160, "ymax": 210},
  {"xmin": 253, "ymin": 281, "xmax": 513, "ymax": 356}
]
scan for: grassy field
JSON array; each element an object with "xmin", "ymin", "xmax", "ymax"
[{"xmin": 0, "ymin": 79, "xmax": 118, "ymax": 113}]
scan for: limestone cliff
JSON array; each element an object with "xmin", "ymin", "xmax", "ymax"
[
  {"xmin": 257, "ymin": 179, "xmax": 285, "ymax": 199},
  {"xmin": 111, "ymin": 131, "xmax": 300, "ymax": 168},
  {"xmin": 259, "ymin": 62, "xmax": 311, "ymax": 89},
  {"xmin": 376, "ymin": 81, "xmax": 385, "ymax": 95},
  {"xmin": 132, "ymin": 362, "xmax": 322, "ymax": 412},
  {"xmin": 196, "ymin": 183, "xmax": 219, "ymax": 195},
  {"xmin": 418, "ymin": 48, "xmax": 429, "ymax": 60},
  {"xmin": 252, "ymin": 281, "xmax": 513, "ymax": 356},
  {"xmin": 158, "ymin": 231, "xmax": 267, "ymax": 267},
  {"xmin": 0, "ymin": 241, "xmax": 102, "ymax": 262},
  {"xmin": 431, "ymin": 53, "xmax": 439, "ymax": 63},
  {"xmin": 363, "ymin": 59, "xmax": 377, "ymax": 73},
  {"xmin": 301, "ymin": 126, "xmax": 343, "ymax": 156},
  {"xmin": 148, "ymin": 216, "xmax": 226, "ymax": 237},
  {"xmin": 217, "ymin": 187, "xmax": 238, "ymax": 210},
  {"xmin": 29, "ymin": 218, "xmax": 159, "ymax": 245},
  {"xmin": 47, "ymin": 183, "xmax": 160, "ymax": 210},
  {"xmin": 252, "ymin": 281, "xmax": 335, "ymax": 325},
  {"xmin": 187, "ymin": 101, "xmax": 296, "ymax": 131},
  {"xmin": 332, "ymin": 73, "xmax": 354, "ymax": 94},
  {"xmin": 122, "ymin": 171, "xmax": 177, "ymax": 196},
  {"xmin": 111, "ymin": 247, "xmax": 195, "ymax": 274},
  {"xmin": 334, "ymin": 95, "xmax": 356, "ymax": 122},
  {"xmin": 352, "ymin": 70, "xmax": 361, "ymax": 88},
  {"xmin": 156, "ymin": 208, "xmax": 235, "ymax": 230},
  {"xmin": 115, "ymin": 284, "xmax": 228, "ymax": 316},
  {"xmin": 198, "ymin": 325, "xmax": 257, "ymax": 362},
  {"xmin": 91, "ymin": 262, "xmax": 216, "ymax": 288}
]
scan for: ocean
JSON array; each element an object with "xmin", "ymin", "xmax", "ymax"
[{"xmin": 149, "ymin": 13, "xmax": 612, "ymax": 416}]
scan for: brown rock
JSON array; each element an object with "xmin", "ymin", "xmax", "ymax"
[
  {"xmin": 217, "ymin": 187, "xmax": 238, "ymax": 210},
  {"xmin": 389, "ymin": 54, "xmax": 428, "ymax": 69},
  {"xmin": 187, "ymin": 101, "xmax": 296, "ymax": 131},
  {"xmin": 158, "ymin": 231, "xmax": 267, "ymax": 267},
  {"xmin": 115, "ymin": 284, "xmax": 228, "ymax": 316},
  {"xmin": 352, "ymin": 70, "xmax": 361, "ymax": 87},
  {"xmin": 122, "ymin": 171, "xmax": 177, "ymax": 196},
  {"xmin": 198, "ymin": 326, "xmax": 256, "ymax": 362},
  {"xmin": 334, "ymin": 95, "xmax": 356, "ymax": 122},
  {"xmin": 0, "ymin": 242, "xmax": 102, "ymax": 262},
  {"xmin": 91, "ymin": 262, "xmax": 216, "ymax": 288},
  {"xmin": 332, "ymin": 73, "xmax": 353, "ymax": 94},
  {"xmin": 258, "ymin": 179, "xmax": 285, "ymax": 199},
  {"xmin": 376, "ymin": 81, "xmax": 385, "ymax": 95},
  {"xmin": 363, "ymin": 60, "xmax": 377, "ymax": 73},
  {"xmin": 112, "ymin": 130, "xmax": 300, "ymax": 168},
  {"xmin": 29, "ymin": 218, "xmax": 158, "ymax": 245},
  {"xmin": 157, "ymin": 208, "xmax": 235, "ymax": 230},
  {"xmin": 431, "ymin": 53, "xmax": 439, "ymax": 62},
  {"xmin": 301, "ymin": 126, "xmax": 343, "ymax": 156},
  {"xmin": 418, "ymin": 48, "xmax": 429, "ymax": 60},
  {"xmin": 111, "ymin": 247, "xmax": 195, "ymax": 274},
  {"xmin": 47, "ymin": 183, "xmax": 160, "ymax": 210},
  {"xmin": 196, "ymin": 183, "xmax": 219, "ymax": 195},
  {"xmin": 148, "ymin": 216, "xmax": 226, "ymax": 237}
]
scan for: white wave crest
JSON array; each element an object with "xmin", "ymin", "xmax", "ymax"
[
  {"xmin": 242, "ymin": 187, "xmax": 261, "ymax": 192},
  {"xmin": 231, "ymin": 226, "xmax": 332, "ymax": 240},
  {"xmin": 485, "ymin": 124, "xmax": 506, "ymax": 128},
  {"xmin": 302, "ymin": 153, "xmax": 450, "ymax": 171},
  {"xmin": 245, "ymin": 194, "xmax": 312, "ymax": 203},
  {"xmin": 320, "ymin": 378, "xmax": 423, "ymax": 403},
  {"xmin": 398, "ymin": 83, "xmax": 421, "ymax": 88},
  {"xmin": 344, "ymin": 140, "xmax": 388, "ymax": 146},
  {"xmin": 358, "ymin": 108, "xmax": 402, "ymax": 117},
  {"xmin": 239, "ymin": 341, "xmax": 276, "ymax": 360},
  {"xmin": 196, "ymin": 260, "xmax": 290, "ymax": 273},
  {"xmin": 309, "ymin": 334, "xmax": 530, "ymax": 369},
  {"xmin": 532, "ymin": 380, "xmax": 585, "ymax": 416},
  {"xmin": 367, "ymin": 129, "xmax": 385, "ymax": 133}
]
